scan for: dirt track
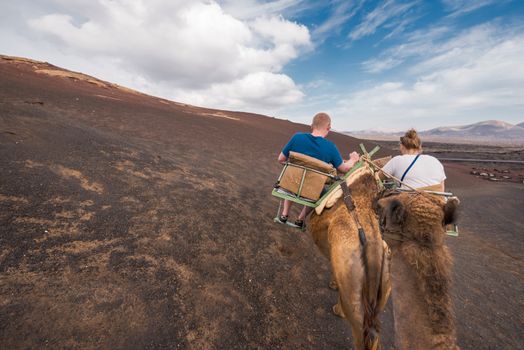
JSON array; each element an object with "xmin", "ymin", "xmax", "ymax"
[{"xmin": 1, "ymin": 56, "xmax": 523, "ymax": 349}]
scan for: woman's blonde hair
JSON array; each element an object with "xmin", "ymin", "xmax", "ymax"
[{"xmin": 400, "ymin": 129, "xmax": 421, "ymax": 150}]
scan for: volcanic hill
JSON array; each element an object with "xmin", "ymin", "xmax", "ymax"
[
  {"xmin": 1, "ymin": 55, "xmax": 523, "ymax": 349},
  {"xmin": 347, "ymin": 120, "xmax": 524, "ymax": 145}
]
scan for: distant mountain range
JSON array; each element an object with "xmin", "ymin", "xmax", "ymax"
[{"xmin": 345, "ymin": 120, "xmax": 524, "ymax": 145}]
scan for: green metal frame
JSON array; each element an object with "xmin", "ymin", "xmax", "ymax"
[
  {"xmin": 271, "ymin": 143, "xmax": 380, "ymax": 208},
  {"xmin": 360, "ymin": 144, "xmax": 380, "ymax": 158},
  {"xmin": 272, "ymin": 161, "xmax": 363, "ymax": 207},
  {"xmin": 446, "ymin": 225, "xmax": 459, "ymax": 236}
]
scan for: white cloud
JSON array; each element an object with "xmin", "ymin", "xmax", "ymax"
[
  {"xmin": 218, "ymin": 0, "xmax": 313, "ymax": 20},
  {"xmin": 441, "ymin": 0, "xmax": 506, "ymax": 17},
  {"xmin": 303, "ymin": 79, "xmax": 332, "ymax": 89},
  {"xmin": 250, "ymin": 15, "xmax": 310, "ymax": 47},
  {"xmin": 0, "ymin": 0, "xmax": 312, "ymax": 113},
  {"xmin": 175, "ymin": 72, "xmax": 304, "ymax": 110},
  {"xmin": 348, "ymin": 0, "xmax": 419, "ymax": 41},
  {"xmin": 362, "ymin": 57, "xmax": 403, "ymax": 73},
  {"xmin": 361, "ymin": 22, "xmax": 513, "ymax": 73},
  {"xmin": 311, "ymin": 1, "xmax": 364, "ymax": 40},
  {"xmin": 336, "ymin": 23, "xmax": 524, "ymax": 129}
]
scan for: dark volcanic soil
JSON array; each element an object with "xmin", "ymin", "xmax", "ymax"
[
  {"xmin": 441, "ymin": 163, "xmax": 524, "ymax": 349},
  {"xmin": 1, "ymin": 56, "xmax": 523, "ymax": 349}
]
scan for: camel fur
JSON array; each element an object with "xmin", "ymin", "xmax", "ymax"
[
  {"xmin": 309, "ymin": 164, "xmax": 391, "ymax": 350},
  {"xmin": 377, "ymin": 192, "xmax": 460, "ymax": 349}
]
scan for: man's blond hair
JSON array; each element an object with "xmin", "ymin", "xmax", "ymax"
[{"xmin": 311, "ymin": 112, "xmax": 331, "ymax": 130}]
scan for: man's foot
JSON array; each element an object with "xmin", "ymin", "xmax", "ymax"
[
  {"xmin": 294, "ymin": 219, "xmax": 305, "ymax": 231},
  {"xmin": 275, "ymin": 215, "xmax": 288, "ymax": 224}
]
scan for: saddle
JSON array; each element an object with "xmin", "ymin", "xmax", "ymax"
[
  {"xmin": 279, "ymin": 151, "xmax": 336, "ymax": 201},
  {"xmin": 314, "ymin": 166, "xmax": 369, "ymax": 215}
]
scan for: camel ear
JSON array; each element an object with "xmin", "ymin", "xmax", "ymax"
[
  {"xmin": 443, "ymin": 197, "xmax": 460, "ymax": 225},
  {"xmin": 387, "ymin": 198, "xmax": 406, "ymax": 226}
]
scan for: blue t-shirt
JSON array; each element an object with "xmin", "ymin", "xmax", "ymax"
[{"xmin": 282, "ymin": 132, "xmax": 343, "ymax": 168}]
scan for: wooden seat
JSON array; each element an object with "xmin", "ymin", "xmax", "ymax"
[{"xmin": 278, "ymin": 152, "xmax": 336, "ymax": 201}]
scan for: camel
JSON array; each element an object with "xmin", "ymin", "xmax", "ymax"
[
  {"xmin": 309, "ymin": 163, "xmax": 392, "ymax": 350},
  {"xmin": 376, "ymin": 191, "xmax": 460, "ymax": 349}
]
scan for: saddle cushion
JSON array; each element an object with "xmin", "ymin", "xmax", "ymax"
[
  {"xmin": 279, "ymin": 152, "xmax": 336, "ymax": 200},
  {"xmin": 315, "ymin": 166, "xmax": 369, "ymax": 215},
  {"xmin": 288, "ymin": 151, "xmax": 336, "ymax": 173}
]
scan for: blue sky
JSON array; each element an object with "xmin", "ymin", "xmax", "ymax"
[
  {"xmin": 277, "ymin": 0, "xmax": 524, "ymax": 130},
  {"xmin": 1, "ymin": 0, "xmax": 523, "ymax": 131}
]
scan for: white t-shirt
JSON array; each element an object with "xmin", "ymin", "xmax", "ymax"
[{"xmin": 382, "ymin": 154, "xmax": 446, "ymax": 189}]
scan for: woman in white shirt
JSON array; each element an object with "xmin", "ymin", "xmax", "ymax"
[{"xmin": 382, "ymin": 129, "xmax": 446, "ymax": 191}]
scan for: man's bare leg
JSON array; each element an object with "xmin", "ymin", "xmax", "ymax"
[
  {"xmin": 281, "ymin": 199, "xmax": 292, "ymax": 217},
  {"xmin": 297, "ymin": 205, "xmax": 312, "ymax": 221}
]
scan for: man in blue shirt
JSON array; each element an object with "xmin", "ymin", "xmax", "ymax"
[{"xmin": 277, "ymin": 112, "xmax": 360, "ymax": 229}]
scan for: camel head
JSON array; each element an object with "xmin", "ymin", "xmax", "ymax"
[
  {"xmin": 375, "ymin": 193, "xmax": 460, "ymax": 348},
  {"xmin": 375, "ymin": 193, "xmax": 459, "ymax": 246}
]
